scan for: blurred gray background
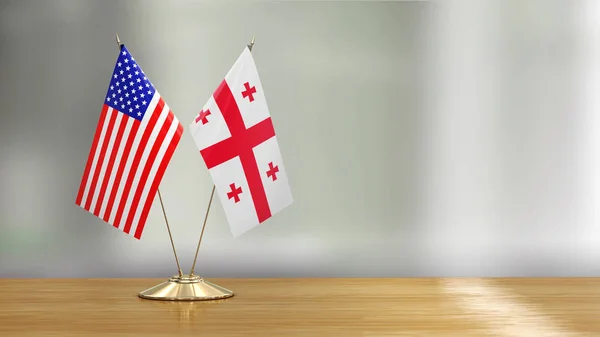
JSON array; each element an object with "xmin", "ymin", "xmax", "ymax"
[{"xmin": 1, "ymin": 0, "xmax": 599, "ymax": 278}]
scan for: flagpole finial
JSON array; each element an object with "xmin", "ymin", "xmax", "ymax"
[
  {"xmin": 248, "ymin": 35, "xmax": 255, "ymax": 52},
  {"xmin": 116, "ymin": 33, "xmax": 122, "ymax": 48}
]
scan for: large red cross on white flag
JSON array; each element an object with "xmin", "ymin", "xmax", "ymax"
[{"xmin": 189, "ymin": 47, "xmax": 293, "ymax": 237}]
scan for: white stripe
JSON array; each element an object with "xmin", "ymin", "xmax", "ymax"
[
  {"xmin": 79, "ymin": 107, "xmax": 112, "ymax": 209},
  {"xmin": 108, "ymin": 93, "xmax": 161, "ymax": 227},
  {"xmin": 88, "ymin": 110, "xmax": 121, "ymax": 212},
  {"xmin": 117, "ymin": 98, "xmax": 171, "ymax": 229},
  {"xmin": 98, "ymin": 116, "xmax": 134, "ymax": 221},
  {"xmin": 130, "ymin": 114, "xmax": 180, "ymax": 232}
]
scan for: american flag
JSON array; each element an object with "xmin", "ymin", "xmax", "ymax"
[{"xmin": 75, "ymin": 44, "xmax": 183, "ymax": 240}]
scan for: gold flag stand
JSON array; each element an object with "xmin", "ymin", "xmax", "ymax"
[
  {"xmin": 137, "ymin": 186, "xmax": 233, "ymax": 301},
  {"xmin": 133, "ymin": 35, "xmax": 256, "ymax": 301}
]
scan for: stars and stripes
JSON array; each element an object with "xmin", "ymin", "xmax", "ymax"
[{"xmin": 75, "ymin": 44, "xmax": 183, "ymax": 240}]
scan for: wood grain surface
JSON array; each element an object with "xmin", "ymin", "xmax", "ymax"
[{"xmin": 0, "ymin": 278, "xmax": 599, "ymax": 336}]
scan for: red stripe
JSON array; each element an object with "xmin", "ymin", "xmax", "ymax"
[
  {"xmin": 123, "ymin": 111, "xmax": 175, "ymax": 233},
  {"xmin": 239, "ymin": 147, "xmax": 271, "ymax": 222},
  {"xmin": 134, "ymin": 121, "xmax": 183, "ymax": 240},
  {"xmin": 76, "ymin": 105, "xmax": 109, "ymax": 206},
  {"xmin": 102, "ymin": 120, "xmax": 141, "ymax": 224},
  {"xmin": 113, "ymin": 98, "xmax": 165, "ymax": 231},
  {"xmin": 84, "ymin": 108, "xmax": 118, "ymax": 211},
  {"xmin": 199, "ymin": 80, "xmax": 274, "ymax": 223},
  {"xmin": 93, "ymin": 114, "xmax": 128, "ymax": 217}
]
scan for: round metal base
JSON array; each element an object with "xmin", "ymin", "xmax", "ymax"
[{"xmin": 138, "ymin": 274, "xmax": 234, "ymax": 301}]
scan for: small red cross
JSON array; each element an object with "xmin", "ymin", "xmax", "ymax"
[
  {"xmin": 227, "ymin": 183, "xmax": 243, "ymax": 203},
  {"xmin": 266, "ymin": 162, "xmax": 279, "ymax": 181},
  {"xmin": 241, "ymin": 82, "xmax": 257, "ymax": 102},
  {"xmin": 195, "ymin": 109, "xmax": 211, "ymax": 124}
]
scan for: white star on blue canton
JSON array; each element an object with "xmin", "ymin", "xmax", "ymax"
[{"xmin": 104, "ymin": 45, "xmax": 157, "ymax": 121}]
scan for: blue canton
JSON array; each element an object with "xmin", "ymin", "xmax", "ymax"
[{"xmin": 105, "ymin": 45, "xmax": 156, "ymax": 121}]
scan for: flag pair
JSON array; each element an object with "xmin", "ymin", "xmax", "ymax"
[{"xmin": 75, "ymin": 43, "xmax": 293, "ymax": 240}]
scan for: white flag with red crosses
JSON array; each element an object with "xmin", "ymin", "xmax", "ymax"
[{"xmin": 189, "ymin": 46, "xmax": 293, "ymax": 237}]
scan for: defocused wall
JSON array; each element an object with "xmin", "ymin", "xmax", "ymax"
[
  {"xmin": 0, "ymin": 0, "xmax": 598, "ymax": 278},
  {"xmin": 418, "ymin": 0, "xmax": 600, "ymax": 276}
]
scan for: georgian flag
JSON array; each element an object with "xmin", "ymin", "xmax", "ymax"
[{"xmin": 189, "ymin": 47, "xmax": 293, "ymax": 237}]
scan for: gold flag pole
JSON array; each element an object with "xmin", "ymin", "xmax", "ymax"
[
  {"xmin": 137, "ymin": 36, "xmax": 257, "ymax": 301},
  {"xmin": 189, "ymin": 185, "xmax": 215, "ymax": 276},
  {"xmin": 115, "ymin": 34, "xmax": 184, "ymax": 278},
  {"xmin": 157, "ymin": 189, "xmax": 183, "ymax": 278},
  {"xmin": 248, "ymin": 35, "xmax": 256, "ymax": 51}
]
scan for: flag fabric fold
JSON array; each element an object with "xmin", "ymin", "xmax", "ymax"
[
  {"xmin": 189, "ymin": 47, "xmax": 293, "ymax": 237},
  {"xmin": 75, "ymin": 44, "xmax": 183, "ymax": 240}
]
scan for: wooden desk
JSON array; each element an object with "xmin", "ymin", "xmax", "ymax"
[{"xmin": 0, "ymin": 278, "xmax": 599, "ymax": 336}]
